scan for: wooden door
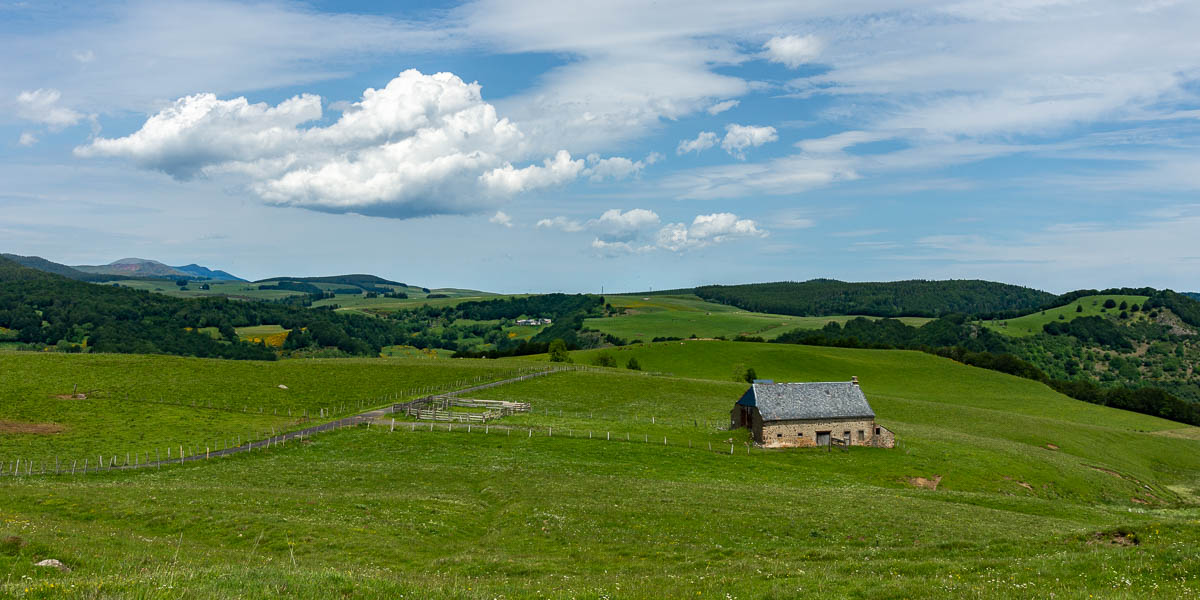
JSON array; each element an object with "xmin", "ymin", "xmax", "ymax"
[{"xmin": 816, "ymin": 431, "xmax": 831, "ymax": 446}]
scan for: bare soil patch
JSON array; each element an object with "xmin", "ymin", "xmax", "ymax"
[
  {"xmin": 907, "ymin": 475, "xmax": 942, "ymax": 490},
  {"xmin": 0, "ymin": 420, "xmax": 66, "ymax": 435},
  {"xmin": 1045, "ymin": 443, "xmax": 1059, "ymax": 450},
  {"xmin": 1088, "ymin": 529, "xmax": 1139, "ymax": 546},
  {"xmin": 53, "ymin": 393, "xmax": 87, "ymax": 400}
]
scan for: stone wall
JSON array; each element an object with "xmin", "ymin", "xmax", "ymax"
[
  {"xmin": 757, "ymin": 417, "xmax": 880, "ymax": 448},
  {"xmin": 871, "ymin": 425, "xmax": 896, "ymax": 448}
]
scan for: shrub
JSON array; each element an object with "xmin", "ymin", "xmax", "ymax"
[
  {"xmin": 592, "ymin": 352, "xmax": 616, "ymax": 368},
  {"xmin": 626, "ymin": 357, "xmax": 642, "ymax": 371}
]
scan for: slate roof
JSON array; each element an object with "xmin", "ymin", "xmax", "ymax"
[{"xmin": 736, "ymin": 381, "xmax": 874, "ymax": 421}]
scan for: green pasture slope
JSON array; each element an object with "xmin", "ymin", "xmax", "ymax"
[
  {"xmin": 586, "ymin": 294, "xmax": 932, "ymax": 341},
  {"xmin": 980, "ymin": 294, "xmax": 1151, "ymax": 337},
  {"xmin": 108, "ymin": 279, "xmax": 307, "ymax": 301},
  {"xmin": 0, "ymin": 352, "xmax": 532, "ymax": 462},
  {"xmin": 310, "ymin": 290, "xmax": 508, "ymax": 315},
  {"xmin": 2, "ymin": 343, "xmax": 1200, "ymax": 597}
]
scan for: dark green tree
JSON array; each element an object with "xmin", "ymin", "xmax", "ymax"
[
  {"xmin": 626, "ymin": 357, "xmax": 641, "ymax": 370},
  {"xmin": 548, "ymin": 339, "xmax": 571, "ymax": 362}
]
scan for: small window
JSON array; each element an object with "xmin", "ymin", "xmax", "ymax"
[
  {"xmin": 875, "ymin": 427, "xmax": 881, "ymax": 435},
  {"xmin": 797, "ymin": 432, "xmax": 803, "ymax": 436},
  {"xmin": 777, "ymin": 433, "xmax": 782, "ymax": 437},
  {"xmin": 843, "ymin": 430, "xmax": 850, "ymax": 439}
]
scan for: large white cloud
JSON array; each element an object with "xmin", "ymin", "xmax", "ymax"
[{"xmin": 76, "ymin": 70, "xmax": 631, "ymax": 218}]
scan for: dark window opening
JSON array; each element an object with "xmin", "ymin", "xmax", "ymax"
[
  {"xmin": 777, "ymin": 433, "xmax": 782, "ymax": 437},
  {"xmin": 875, "ymin": 427, "xmax": 881, "ymax": 435}
]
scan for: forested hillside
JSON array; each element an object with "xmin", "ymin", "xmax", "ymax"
[
  {"xmin": 0, "ymin": 258, "xmax": 406, "ymax": 358},
  {"xmin": 768, "ymin": 289, "xmax": 1200, "ymax": 424},
  {"xmin": 694, "ymin": 279, "xmax": 1056, "ymax": 317}
]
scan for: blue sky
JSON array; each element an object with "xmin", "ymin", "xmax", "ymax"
[{"xmin": 2, "ymin": 0, "xmax": 1199, "ymax": 293}]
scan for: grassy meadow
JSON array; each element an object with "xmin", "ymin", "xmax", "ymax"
[
  {"xmin": 0, "ymin": 352, "xmax": 535, "ymax": 465},
  {"xmin": 107, "ymin": 279, "xmax": 306, "ymax": 301},
  {"xmin": 2, "ymin": 342, "xmax": 1200, "ymax": 597},
  {"xmin": 310, "ymin": 290, "xmax": 508, "ymax": 315},
  {"xmin": 979, "ymin": 294, "xmax": 1151, "ymax": 337},
  {"xmin": 585, "ymin": 294, "xmax": 932, "ymax": 341}
]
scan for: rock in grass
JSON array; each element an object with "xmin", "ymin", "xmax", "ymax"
[{"xmin": 34, "ymin": 559, "xmax": 70, "ymax": 572}]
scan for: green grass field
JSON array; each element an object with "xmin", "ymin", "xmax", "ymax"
[
  {"xmin": 979, "ymin": 294, "xmax": 1151, "ymax": 337},
  {"xmin": 310, "ymin": 291, "xmax": 510, "ymax": 315},
  {"xmin": 2, "ymin": 343, "xmax": 1200, "ymax": 598},
  {"xmin": 0, "ymin": 352, "xmax": 537, "ymax": 464},
  {"xmin": 586, "ymin": 294, "xmax": 932, "ymax": 341},
  {"xmin": 106, "ymin": 279, "xmax": 307, "ymax": 301}
]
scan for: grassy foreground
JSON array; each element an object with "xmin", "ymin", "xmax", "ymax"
[{"xmin": 2, "ymin": 343, "xmax": 1200, "ymax": 598}]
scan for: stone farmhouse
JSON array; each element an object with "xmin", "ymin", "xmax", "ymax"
[{"xmin": 730, "ymin": 377, "xmax": 895, "ymax": 449}]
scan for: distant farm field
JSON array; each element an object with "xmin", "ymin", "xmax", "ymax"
[
  {"xmin": 311, "ymin": 291, "xmax": 512, "ymax": 314},
  {"xmin": 585, "ymin": 294, "xmax": 932, "ymax": 340},
  {"xmin": 107, "ymin": 279, "xmax": 306, "ymax": 301},
  {"xmin": 980, "ymin": 294, "xmax": 1151, "ymax": 336}
]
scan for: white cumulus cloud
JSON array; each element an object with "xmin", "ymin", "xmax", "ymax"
[
  {"xmin": 538, "ymin": 207, "xmax": 764, "ymax": 254},
  {"xmin": 15, "ymin": 89, "xmax": 85, "ymax": 129},
  {"xmin": 721, "ymin": 124, "xmax": 778, "ymax": 159},
  {"xmin": 17, "ymin": 132, "xmax": 38, "ymax": 147},
  {"xmin": 656, "ymin": 212, "xmax": 766, "ymax": 251},
  {"xmin": 76, "ymin": 70, "xmax": 610, "ymax": 219},
  {"xmin": 677, "ymin": 131, "xmax": 718, "ymax": 155},
  {"xmin": 762, "ymin": 34, "xmax": 823, "ymax": 68}
]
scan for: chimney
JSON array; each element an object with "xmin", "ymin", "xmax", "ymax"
[{"xmin": 851, "ymin": 376, "xmax": 859, "ymax": 386}]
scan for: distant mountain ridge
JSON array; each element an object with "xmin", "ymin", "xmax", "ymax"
[
  {"xmin": 1, "ymin": 254, "xmax": 246, "ymax": 282},
  {"xmin": 0, "ymin": 253, "xmax": 118, "ymax": 282},
  {"xmin": 173, "ymin": 264, "xmax": 245, "ymax": 281},
  {"xmin": 73, "ymin": 258, "xmax": 191, "ymax": 279},
  {"xmin": 1186, "ymin": 292, "xmax": 1200, "ymax": 301}
]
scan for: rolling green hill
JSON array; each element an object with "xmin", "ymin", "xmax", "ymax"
[
  {"xmin": 2, "ymin": 343, "xmax": 1199, "ymax": 597},
  {"xmin": 584, "ymin": 294, "xmax": 932, "ymax": 340},
  {"xmin": 692, "ymin": 279, "xmax": 1056, "ymax": 317},
  {"xmin": 980, "ymin": 294, "xmax": 1151, "ymax": 337}
]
